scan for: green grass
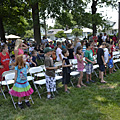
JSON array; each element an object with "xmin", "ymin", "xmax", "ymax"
[{"xmin": 1, "ymin": 69, "xmax": 120, "ymax": 120}]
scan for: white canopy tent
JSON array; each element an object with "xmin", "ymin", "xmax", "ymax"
[{"xmin": 5, "ymin": 34, "xmax": 21, "ymax": 39}]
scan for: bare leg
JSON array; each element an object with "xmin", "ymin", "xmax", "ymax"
[
  {"xmin": 105, "ymin": 68, "xmax": 106, "ymax": 76},
  {"xmin": 25, "ymin": 96, "xmax": 29, "ymax": 100},
  {"xmin": 86, "ymin": 74, "xmax": 89, "ymax": 82},
  {"xmin": 89, "ymin": 74, "xmax": 92, "ymax": 81},
  {"xmin": 77, "ymin": 72, "xmax": 82, "ymax": 87},
  {"xmin": 99, "ymin": 71, "xmax": 101, "ymax": 79},
  {"xmin": 65, "ymin": 84, "xmax": 68, "ymax": 91},
  {"xmin": 18, "ymin": 97, "xmax": 22, "ymax": 103},
  {"xmin": 80, "ymin": 72, "xmax": 86, "ymax": 86},
  {"xmin": 101, "ymin": 71, "xmax": 106, "ymax": 82}
]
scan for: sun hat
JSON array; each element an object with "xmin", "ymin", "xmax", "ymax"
[{"xmin": 44, "ymin": 47, "xmax": 54, "ymax": 53}]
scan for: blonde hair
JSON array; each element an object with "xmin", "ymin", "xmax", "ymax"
[
  {"xmin": 15, "ymin": 54, "xmax": 25, "ymax": 69},
  {"xmin": 15, "ymin": 39, "xmax": 22, "ymax": 50}
]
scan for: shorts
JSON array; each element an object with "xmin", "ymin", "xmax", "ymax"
[
  {"xmin": 99, "ymin": 64, "xmax": 105, "ymax": 72},
  {"xmin": 85, "ymin": 64, "xmax": 93, "ymax": 74},
  {"xmin": 108, "ymin": 64, "xmax": 113, "ymax": 68},
  {"xmin": 45, "ymin": 75, "xmax": 56, "ymax": 92}
]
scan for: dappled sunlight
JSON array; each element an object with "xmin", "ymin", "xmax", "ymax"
[{"xmin": 95, "ymin": 96, "xmax": 107, "ymax": 102}]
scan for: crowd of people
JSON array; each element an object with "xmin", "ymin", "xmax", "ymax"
[{"xmin": 0, "ymin": 33, "xmax": 120, "ymax": 109}]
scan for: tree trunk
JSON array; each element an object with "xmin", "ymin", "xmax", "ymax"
[
  {"xmin": 32, "ymin": 2, "xmax": 41, "ymax": 44},
  {"xmin": 44, "ymin": 17, "xmax": 47, "ymax": 37},
  {"xmin": 0, "ymin": 17, "xmax": 6, "ymax": 43},
  {"xmin": 91, "ymin": 0, "xmax": 97, "ymax": 36}
]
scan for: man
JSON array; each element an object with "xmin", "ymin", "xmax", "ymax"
[
  {"xmin": 102, "ymin": 33, "xmax": 107, "ymax": 42},
  {"xmin": 97, "ymin": 43, "xmax": 107, "ymax": 83}
]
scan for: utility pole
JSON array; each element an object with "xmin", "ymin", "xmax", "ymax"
[{"xmin": 118, "ymin": 2, "xmax": 120, "ymax": 40}]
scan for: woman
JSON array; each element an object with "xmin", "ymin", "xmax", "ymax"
[
  {"xmin": 74, "ymin": 38, "xmax": 81, "ymax": 54},
  {"xmin": 112, "ymin": 34, "xmax": 117, "ymax": 45},
  {"xmin": 74, "ymin": 38, "xmax": 81, "ymax": 58},
  {"xmin": 14, "ymin": 39, "xmax": 28, "ymax": 59},
  {"xmin": 106, "ymin": 35, "xmax": 110, "ymax": 44}
]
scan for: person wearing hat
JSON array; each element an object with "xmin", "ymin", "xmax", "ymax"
[
  {"xmin": 44, "ymin": 47, "xmax": 60, "ymax": 99},
  {"xmin": 14, "ymin": 39, "xmax": 28, "ymax": 59}
]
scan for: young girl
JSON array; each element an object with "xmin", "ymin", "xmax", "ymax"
[
  {"xmin": 108, "ymin": 48, "xmax": 113, "ymax": 74},
  {"xmin": 62, "ymin": 49, "xmax": 72, "ymax": 93},
  {"xmin": 9, "ymin": 54, "xmax": 34, "ymax": 109},
  {"xmin": 14, "ymin": 39, "xmax": 28, "ymax": 59},
  {"xmin": 76, "ymin": 46, "xmax": 87, "ymax": 88}
]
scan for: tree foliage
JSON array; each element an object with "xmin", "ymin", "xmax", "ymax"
[
  {"xmin": 24, "ymin": 29, "xmax": 34, "ymax": 39},
  {"xmin": 55, "ymin": 31, "xmax": 66, "ymax": 38},
  {"xmin": 72, "ymin": 28, "xmax": 83, "ymax": 37}
]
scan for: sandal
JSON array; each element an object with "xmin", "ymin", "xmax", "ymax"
[{"xmin": 76, "ymin": 85, "xmax": 81, "ymax": 88}]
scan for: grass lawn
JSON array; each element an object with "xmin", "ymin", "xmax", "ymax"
[{"xmin": 0, "ymin": 69, "xmax": 120, "ymax": 120}]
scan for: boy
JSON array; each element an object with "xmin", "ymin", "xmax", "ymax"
[
  {"xmin": 0, "ymin": 44, "xmax": 10, "ymax": 92},
  {"xmin": 85, "ymin": 43, "xmax": 95, "ymax": 84},
  {"xmin": 31, "ymin": 50, "xmax": 38, "ymax": 67},
  {"xmin": 9, "ymin": 55, "xmax": 15, "ymax": 70},
  {"xmin": 44, "ymin": 47, "xmax": 59, "ymax": 99},
  {"xmin": 97, "ymin": 43, "xmax": 107, "ymax": 83}
]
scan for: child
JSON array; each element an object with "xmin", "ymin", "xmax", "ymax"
[
  {"xmin": 31, "ymin": 50, "xmax": 38, "ymax": 67},
  {"xmin": 62, "ymin": 49, "xmax": 72, "ymax": 93},
  {"xmin": 44, "ymin": 47, "xmax": 59, "ymax": 99},
  {"xmin": 76, "ymin": 46, "xmax": 87, "ymax": 88},
  {"xmin": 9, "ymin": 54, "xmax": 34, "ymax": 109},
  {"xmin": 81, "ymin": 40, "xmax": 87, "ymax": 56},
  {"xmin": 108, "ymin": 48, "xmax": 113, "ymax": 74},
  {"xmin": 56, "ymin": 42, "xmax": 64, "ymax": 62},
  {"xmin": 0, "ymin": 44, "xmax": 10, "ymax": 92},
  {"xmin": 85, "ymin": 43, "xmax": 95, "ymax": 84},
  {"xmin": 9, "ymin": 55, "xmax": 15, "ymax": 70},
  {"xmin": 97, "ymin": 43, "xmax": 107, "ymax": 83},
  {"xmin": 67, "ymin": 44, "xmax": 75, "ymax": 59},
  {"xmin": 103, "ymin": 43, "xmax": 109, "ymax": 76}
]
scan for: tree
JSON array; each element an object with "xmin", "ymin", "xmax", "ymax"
[
  {"xmin": 72, "ymin": 28, "xmax": 83, "ymax": 38},
  {"xmin": 56, "ymin": 11, "xmax": 76, "ymax": 30},
  {"xmin": 24, "ymin": 29, "xmax": 34, "ymax": 39},
  {"xmin": 87, "ymin": 0, "xmax": 117, "ymax": 35},
  {"xmin": 55, "ymin": 31, "xmax": 66, "ymax": 38},
  {"xmin": 0, "ymin": 0, "xmax": 30, "ymax": 42}
]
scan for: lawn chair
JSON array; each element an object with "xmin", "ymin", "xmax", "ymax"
[
  {"xmin": 4, "ymin": 73, "xmax": 16, "ymax": 109},
  {"xmin": 29, "ymin": 66, "xmax": 46, "ymax": 99},
  {"xmin": 0, "ymin": 71, "xmax": 15, "ymax": 99}
]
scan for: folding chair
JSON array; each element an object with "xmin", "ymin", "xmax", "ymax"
[
  {"xmin": 113, "ymin": 59, "xmax": 120, "ymax": 69},
  {"xmin": 93, "ymin": 64, "xmax": 99, "ymax": 78},
  {"xmin": 1, "ymin": 71, "xmax": 15, "ymax": 99},
  {"xmin": 29, "ymin": 67, "xmax": 46, "ymax": 99},
  {"xmin": 4, "ymin": 73, "xmax": 16, "ymax": 109}
]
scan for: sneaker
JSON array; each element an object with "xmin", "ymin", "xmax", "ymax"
[
  {"xmin": 47, "ymin": 96, "xmax": 55, "ymax": 100},
  {"xmin": 86, "ymin": 81, "xmax": 90, "ymax": 84},
  {"xmin": 18, "ymin": 103, "xmax": 24, "ymax": 109},
  {"xmin": 25, "ymin": 101, "xmax": 31, "ymax": 107},
  {"xmin": 90, "ymin": 80, "xmax": 95, "ymax": 83}
]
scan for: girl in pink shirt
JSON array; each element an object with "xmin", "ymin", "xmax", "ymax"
[
  {"xmin": 14, "ymin": 39, "xmax": 28, "ymax": 59},
  {"xmin": 76, "ymin": 46, "xmax": 87, "ymax": 88}
]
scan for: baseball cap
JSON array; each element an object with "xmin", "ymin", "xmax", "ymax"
[{"xmin": 44, "ymin": 47, "xmax": 54, "ymax": 53}]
